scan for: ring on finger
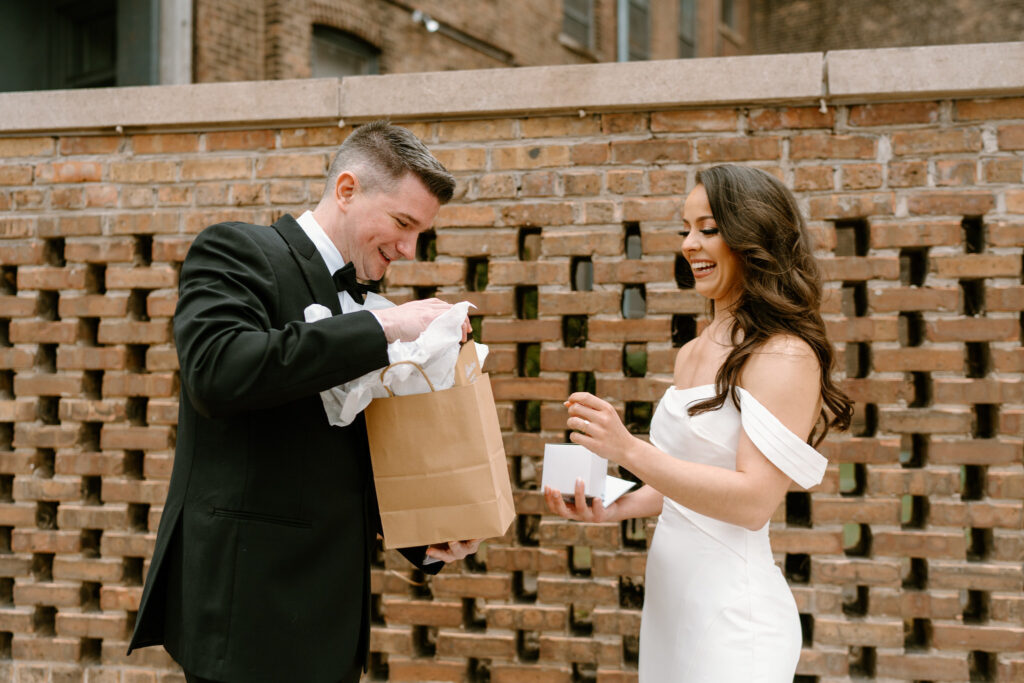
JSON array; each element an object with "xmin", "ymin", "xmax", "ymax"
[{"xmin": 581, "ymin": 418, "xmax": 590, "ymax": 435}]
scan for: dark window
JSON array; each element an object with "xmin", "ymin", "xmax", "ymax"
[
  {"xmin": 312, "ymin": 25, "xmax": 380, "ymax": 77},
  {"xmin": 678, "ymin": 0, "xmax": 696, "ymax": 58},
  {"xmin": 563, "ymin": 0, "xmax": 595, "ymax": 49},
  {"xmin": 628, "ymin": 0, "xmax": 651, "ymax": 60}
]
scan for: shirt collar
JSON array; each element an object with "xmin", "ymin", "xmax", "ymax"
[{"xmin": 296, "ymin": 210, "xmax": 346, "ymax": 275}]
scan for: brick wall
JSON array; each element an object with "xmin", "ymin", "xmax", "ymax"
[{"xmin": 1, "ymin": 62, "xmax": 1023, "ymax": 681}]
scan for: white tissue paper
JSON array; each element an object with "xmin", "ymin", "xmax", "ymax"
[{"xmin": 305, "ymin": 299, "xmax": 488, "ymax": 427}]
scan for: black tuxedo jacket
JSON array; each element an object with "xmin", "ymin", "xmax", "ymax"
[{"xmin": 128, "ymin": 215, "xmax": 439, "ymax": 682}]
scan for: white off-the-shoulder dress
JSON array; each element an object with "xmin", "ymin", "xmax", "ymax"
[{"xmin": 639, "ymin": 384, "xmax": 827, "ymax": 682}]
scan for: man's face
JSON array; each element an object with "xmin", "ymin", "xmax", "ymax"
[{"xmin": 337, "ymin": 172, "xmax": 440, "ymax": 281}]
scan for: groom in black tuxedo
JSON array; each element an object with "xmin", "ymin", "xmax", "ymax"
[{"xmin": 127, "ymin": 121, "xmax": 479, "ymax": 682}]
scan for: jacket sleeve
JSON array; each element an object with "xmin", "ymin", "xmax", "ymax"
[{"xmin": 173, "ymin": 222, "xmax": 390, "ymax": 418}]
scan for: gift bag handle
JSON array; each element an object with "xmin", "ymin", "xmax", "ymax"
[{"xmin": 379, "ymin": 361, "xmax": 436, "ymax": 397}]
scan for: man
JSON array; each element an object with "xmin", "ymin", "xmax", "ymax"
[{"xmin": 128, "ymin": 121, "xmax": 479, "ymax": 682}]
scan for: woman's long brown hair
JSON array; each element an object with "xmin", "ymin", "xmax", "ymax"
[{"xmin": 687, "ymin": 165, "xmax": 853, "ymax": 446}]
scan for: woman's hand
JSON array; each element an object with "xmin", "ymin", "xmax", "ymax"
[
  {"xmin": 544, "ymin": 478, "xmax": 616, "ymax": 523},
  {"xmin": 565, "ymin": 391, "xmax": 641, "ymax": 467}
]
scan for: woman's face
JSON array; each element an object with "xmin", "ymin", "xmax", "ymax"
[{"xmin": 681, "ymin": 184, "xmax": 743, "ymax": 310}]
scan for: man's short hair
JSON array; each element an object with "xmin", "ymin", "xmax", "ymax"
[{"xmin": 324, "ymin": 120, "xmax": 455, "ymax": 204}]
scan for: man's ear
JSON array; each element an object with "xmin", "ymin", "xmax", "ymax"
[{"xmin": 334, "ymin": 171, "xmax": 358, "ymax": 210}]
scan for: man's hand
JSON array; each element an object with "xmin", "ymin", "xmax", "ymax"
[
  {"xmin": 372, "ymin": 298, "xmax": 458, "ymax": 343},
  {"xmin": 425, "ymin": 539, "xmax": 482, "ymax": 564}
]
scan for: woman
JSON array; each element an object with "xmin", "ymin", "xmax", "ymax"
[{"xmin": 544, "ymin": 165, "xmax": 853, "ymax": 682}]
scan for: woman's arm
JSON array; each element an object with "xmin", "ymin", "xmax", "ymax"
[{"xmin": 565, "ymin": 336, "xmax": 822, "ymax": 530}]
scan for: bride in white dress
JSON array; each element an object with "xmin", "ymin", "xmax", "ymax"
[{"xmin": 545, "ymin": 165, "xmax": 854, "ymax": 682}]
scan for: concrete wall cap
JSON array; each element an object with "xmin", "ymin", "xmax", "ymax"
[
  {"xmin": 0, "ymin": 78, "xmax": 339, "ymax": 134},
  {"xmin": 338, "ymin": 53, "xmax": 824, "ymax": 121},
  {"xmin": 827, "ymin": 41, "xmax": 1024, "ymax": 101}
]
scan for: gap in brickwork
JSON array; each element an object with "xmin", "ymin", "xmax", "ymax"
[
  {"xmin": 518, "ymin": 227, "xmax": 542, "ymax": 261},
  {"xmin": 961, "ymin": 465, "xmax": 987, "ymax": 501},
  {"xmin": 36, "ymin": 290, "xmax": 59, "ymax": 321},
  {"xmin": 571, "ymin": 256, "xmax": 593, "ymax": 291},
  {"xmin": 367, "ymin": 652, "xmax": 387, "ymax": 680},
  {"xmin": 671, "ymin": 314, "xmax": 696, "ymax": 347},
  {"xmin": 901, "ymin": 557, "xmax": 928, "ymax": 590},
  {"xmin": 562, "ymin": 315, "xmax": 587, "ymax": 347},
  {"xmin": 0, "ymin": 577, "xmax": 10, "ymax": 605},
  {"xmin": 123, "ymin": 557, "xmax": 144, "ymax": 585},
  {"xmin": 0, "ymin": 266, "xmax": 16, "ymax": 294},
  {"xmin": 32, "ymin": 552, "xmax": 54, "ymax": 581},
  {"xmin": 968, "ymin": 650, "xmax": 996, "ymax": 681},
  {"xmin": 408, "ymin": 569, "xmax": 431, "ymax": 599},
  {"xmin": 842, "ymin": 523, "xmax": 871, "ymax": 557},
  {"xmin": 785, "ymin": 491, "xmax": 812, "ymax": 527},
  {"xmin": 962, "ymin": 589, "xmax": 990, "ymax": 623},
  {"xmin": 80, "ymin": 637, "xmax": 101, "ymax": 664},
  {"xmin": 569, "ymin": 606, "xmax": 593, "ymax": 638},
  {"xmin": 839, "ymin": 462, "xmax": 866, "ymax": 496},
  {"xmin": 513, "ymin": 456, "xmax": 537, "ymax": 489},
  {"xmin": 80, "ymin": 529, "xmax": 101, "ymax": 558},
  {"xmin": 904, "ymin": 617, "xmax": 931, "ymax": 651},
  {"xmin": 618, "ymin": 576, "xmax": 644, "ymax": 608},
  {"xmin": 81, "ymin": 475, "xmax": 102, "ymax": 505},
  {"xmin": 848, "ymin": 645, "xmax": 876, "ymax": 678},
  {"xmin": 414, "ymin": 285, "xmax": 437, "ymax": 299},
  {"xmin": 623, "ymin": 634, "xmax": 640, "ymax": 664},
  {"xmin": 674, "ymin": 254, "xmax": 694, "ymax": 289},
  {"xmin": 0, "ymin": 321, "xmax": 9, "ymax": 349},
  {"xmin": 465, "ymin": 257, "xmax": 488, "ymax": 291},
  {"xmin": 123, "ymin": 450, "xmax": 144, "ymax": 479},
  {"xmin": 33, "ymin": 449, "xmax": 55, "ymax": 479},
  {"xmin": 840, "ymin": 281, "xmax": 868, "ymax": 317},
  {"xmin": 833, "ymin": 219, "xmax": 869, "ymax": 257},
  {"xmin": 416, "ymin": 230, "xmax": 436, "ymax": 261},
  {"xmin": 624, "ymin": 222, "xmax": 642, "ymax": 259},
  {"xmin": 34, "ymin": 343, "xmax": 57, "ymax": 374},
  {"xmin": 517, "ymin": 343, "xmax": 540, "ymax": 377},
  {"xmin": 568, "ymin": 545, "xmax": 592, "ymax": 577},
  {"xmin": 37, "ymin": 396, "xmax": 59, "ymax": 425},
  {"xmin": 462, "ymin": 597, "xmax": 486, "ymax": 631},
  {"xmin": 572, "ymin": 662, "xmax": 597, "ymax": 683},
  {"xmin": 908, "ymin": 371, "xmax": 932, "ymax": 407},
  {"xmin": 841, "ymin": 585, "xmax": 868, "ymax": 617},
  {"xmin": 965, "ymin": 342, "xmax": 990, "ymax": 378},
  {"xmin": 515, "ymin": 285, "xmax": 538, "ymax": 319},
  {"xmin": 569, "ymin": 371, "xmax": 595, "ymax": 395},
  {"xmin": 901, "ymin": 494, "xmax": 929, "ymax": 529},
  {"xmin": 898, "ymin": 312, "xmax": 925, "ymax": 347},
  {"xmin": 85, "ymin": 263, "xmax": 106, "ymax": 293},
  {"xmin": 624, "ymin": 402, "xmax": 652, "ymax": 434},
  {"xmin": 33, "ymin": 605, "xmax": 56, "ymax": 637},
  {"xmin": 899, "ymin": 434, "xmax": 928, "ymax": 468},
  {"xmin": 851, "ymin": 403, "xmax": 877, "ymax": 437},
  {"xmin": 516, "ymin": 629, "xmax": 540, "ymax": 661},
  {"xmin": 126, "ymin": 345, "xmax": 148, "ymax": 374},
  {"xmin": 622, "ymin": 343, "xmax": 646, "ymax": 377},
  {"xmin": 79, "ymin": 319, "xmax": 100, "ymax": 348},
  {"xmin": 80, "ymin": 422, "xmax": 101, "ymax": 452},
  {"xmin": 960, "ymin": 279, "xmax": 985, "ymax": 317},
  {"xmin": 784, "ymin": 554, "xmax": 810, "ymax": 584},
  {"xmin": 0, "ymin": 526, "xmax": 10, "ymax": 550},
  {"xmin": 899, "ymin": 248, "xmax": 928, "ymax": 287},
  {"xmin": 621, "ymin": 284, "xmax": 646, "ymax": 319},
  {"xmin": 973, "ymin": 404, "xmax": 998, "ymax": 438},
  {"xmin": 799, "ymin": 613, "xmax": 814, "ymax": 646},
  {"xmin": 0, "ymin": 632, "xmax": 10, "ymax": 659},
  {"xmin": 128, "ymin": 290, "xmax": 150, "ymax": 322},
  {"xmin": 961, "ymin": 216, "xmax": 985, "ymax": 254},
  {"xmin": 135, "ymin": 235, "xmax": 153, "ymax": 266},
  {"xmin": 127, "ymin": 503, "xmax": 149, "ymax": 532},
  {"xmin": 515, "ymin": 517, "xmax": 540, "ymax": 548},
  {"xmin": 463, "ymin": 551, "xmax": 486, "ymax": 573},
  {"xmin": 512, "ymin": 569, "xmax": 538, "ymax": 600},
  {"xmin": 967, "ymin": 528, "xmax": 993, "ymax": 562},
  {"xmin": 413, "ymin": 624, "xmax": 437, "ymax": 656},
  {"xmin": 514, "ymin": 400, "xmax": 541, "ymax": 432},
  {"xmin": 621, "ymin": 518, "xmax": 646, "ymax": 549},
  {"xmin": 43, "ymin": 238, "xmax": 65, "ymax": 267},
  {"xmin": 468, "ymin": 658, "xmax": 492, "ymax": 682},
  {"xmin": 845, "ymin": 342, "xmax": 871, "ymax": 379},
  {"xmin": 468, "ymin": 314, "xmax": 482, "ymax": 343},
  {"xmin": 80, "ymin": 582, "xmax": 101, "ymax": 612}
]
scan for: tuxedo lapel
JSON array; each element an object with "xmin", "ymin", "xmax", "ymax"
[{"xmin": 272, "ymin": 214, "xmax": 342, "ymax": 315}]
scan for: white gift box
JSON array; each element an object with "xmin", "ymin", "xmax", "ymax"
[{"xmin": 541, "ymin": 443, "xmax": 636, "ymax": 505}]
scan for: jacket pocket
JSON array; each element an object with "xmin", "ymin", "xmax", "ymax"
[{"xmin": 210, "ymin": 506, "xmax": 312, "ymax": 529}]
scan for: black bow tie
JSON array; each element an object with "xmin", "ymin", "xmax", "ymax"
[{"xmin": 331, "ymin": 262, "xmax": 379, "ymax": 305}]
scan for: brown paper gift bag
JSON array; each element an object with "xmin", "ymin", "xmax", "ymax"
[{"xmin": 364, "ymin": 341, "xmax": 515, "ymax": 549}]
